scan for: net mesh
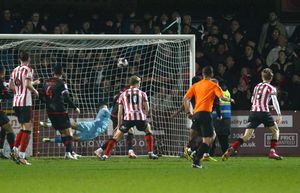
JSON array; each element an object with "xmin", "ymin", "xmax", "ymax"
[{"xmin": 0, "ymin": 35, "xmax": 193, "ymax": 157}]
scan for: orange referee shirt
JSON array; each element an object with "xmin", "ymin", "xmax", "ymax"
[{"xmin": 184, "ymin": 79, "xmax": 223, "ymax": 113}]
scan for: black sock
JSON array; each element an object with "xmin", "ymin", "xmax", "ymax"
[
  {"xmin": 189, "ymin": 136, "xmax": 201, "ymax": 151},
  {"xmin": 126, "ymin": 133, "xmax": 134, "ymax": 151},
  {"xmin": 194, "ymin": 143, "xmax": 209, "ymax": 165},
  {"xmin": 61, "ymin": 136, "xmax": 73, "ymax": 153},
  {"xmin": 0, "ymin": 129, "xmax": 6, "ymax": 149},
  {"xmin": 101, "ymin": 139, "xmax": 111, "ymax": 150},
  {"xmin": 218, "ymin": 135, "xmax": 229, "ymax": 154},
  {"xmin": 6, "ymin": 132, "xmax": 15, "ymax": 150}
]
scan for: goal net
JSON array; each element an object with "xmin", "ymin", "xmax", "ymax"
[{"xmin": 0, "ymin": 34, "xmax": 195, "ymax": 157}]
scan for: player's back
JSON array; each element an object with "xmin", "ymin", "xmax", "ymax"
[
  {"xmin": 119, "ymin": 87, "xmax": 148, "ymax": 121},
  {"xmin": 192, "ymin": 79, "xmax": 222, "ymax": 113},
  {"xmin": 251, "ymin": 82, "xmax": 276, "ymax": 112},
  {"xmin": 10, "ymin": 65, "xmax": 33, "ymax": 106},
  {"xmin": 44, "ymin": 77, "xmax": 67, "ymax": 113}
]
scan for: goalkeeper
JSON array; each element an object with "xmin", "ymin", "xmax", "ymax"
[{"xmin": 41, "ymin": 102, "xmax": 111, "ymax": 143}]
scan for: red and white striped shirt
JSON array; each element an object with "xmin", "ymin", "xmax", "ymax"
[
  {"xmin": 10, "ymin": 65, "xmax": 33, "ymax": 107},
  {"xmin": 251, "ymin": 82, "xmax": 277, "ymax": 112},
  {"xmin": 118, "ymin": 87, "xmax": 148, "ymax": 121}
]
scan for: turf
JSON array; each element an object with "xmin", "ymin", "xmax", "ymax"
[{"xmin": 0, "ymin": 156, "xmax": 300, "ymax": 193}]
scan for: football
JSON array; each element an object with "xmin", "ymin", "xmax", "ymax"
[{"xmin": 117, "ymin": 57, "xmax": 129, "ymax": 68}]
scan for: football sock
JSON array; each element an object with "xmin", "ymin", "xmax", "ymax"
[
  {"xmin": 6, "ymin": 132, "xmax": 15, "ymax": 150},
  {"xmin": 101, "ymin": 139, "xmax": 110, "ymax": 150},
  {"xmin": 61, "ymin": 136, "xmax": 73, "ymax": 153},
  {"xmin": 270, "ymin": 139, "xmax": 278, "ymax": 150},
  {"xmin": 217, "ymin": 135, "xmax": 229, "ymax": 154},
  {"xmin": 0, "ymin": 129, "xmax": 6, "ymax": 149},
  {"xmin": 145, "ymin": 133, "xmax": 154, "ymax": 153},
  {"xmin": 104, "ymin": 139, "xmax": 116, "ymax": 155},
  {"xmin": 232, "ymin": 138, "xmax": 244, "ymax": 150},
  {"xmin": 14, "ymin": 129, "xmax": 24, "ymax": 148},
  {"xmin": 126, "ymin": 133, "xmax": 134, "ymax": 152},
  {"xmin": 194, "ymin": 143, "xmax": 209, "ymax": 165},
  {"xmin": 19, "ymin": 130, "xmax": 31, "ymax": 152},
  {"xmin": 189, "ymin": 136, "xmax": 201, "ymax": 151}
]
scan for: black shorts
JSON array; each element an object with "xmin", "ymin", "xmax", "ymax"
[
  {"xmin": 213, "ymin": 118, "xmax": 231, "ymax": 135},
  {"xmin": 247, "ymin": 111, "xmax": 275, "ymax": 129},
  {"xmin": 48, "ymin": 113, "xmax": 71, "ymax": 131},
  {"xmin": 0, "ymin": 111, "xmax": 9, "ymax": 126},
  {"xmin": 120, "ymin": 120, "xmax": 147, "ymax": 133},
  {"xmin": 191, "ymin": 112, "xmax": 214, "ymax": 137},
  {"xmin": 13, "ymin": 106, "xmax": 32, "ymax": 124}
]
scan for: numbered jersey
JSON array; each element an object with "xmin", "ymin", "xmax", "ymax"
[
  {"xmin": 10, "ymin": 65, "xmax": 33, "ymax": 107},
  {"xmin": 251, "ymin": 82, "xmax": 277, "ymax": 112},
  {"xmin": 44, "ymin": 77, "xmax": 69, "ymax": 113},
  {"xmin": 118, "ymin": 87, "xmax": 148, "ymax": 121}
]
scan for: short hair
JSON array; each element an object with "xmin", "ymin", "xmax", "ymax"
[
  {"xmin": 19, "ymin": 51, "xmax": 29, "ymax": 62},
  {"xmin": 129, "ymin": 75, "xmax": 141, "ymax": 86},
  {"xmin": 53, "ymin": 64, "xmax": 63, "ymax": 75},
  {"xmin": 192, "ymin": 76, "xmax": 201, "ymax": 85},
  {"xmin": 261, "ymin": 68, "xmax": 273, "ymax": 81},
  {"xmin": 202, "ymin": 66, "xmax": 213, "ymax": 77}
]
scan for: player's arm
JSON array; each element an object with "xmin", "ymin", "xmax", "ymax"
[
  {"xmin": 117, "ymin": 104, "xmax": 123, "ymax": 128},
  {"xmin": 25, "ymin": 78, "xmax": 39, "ymax": 97},
  {"xmin": 62, "ymin": 83, "xmax": 80, "ymax": 113},
  {"xmin": 183, "ymin": 86, "xmax": 194, "ymax": 119},
  {"xmin": 170, "ymin": 104, "xmax": 184, "ymax": 119},
  {"xmin": 271, "ymin": 94, "xmax": 282, "ymax": 124}
]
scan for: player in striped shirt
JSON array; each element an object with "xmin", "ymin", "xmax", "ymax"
[
  {"xmin": 100, "ymin": 75, "xmax": 158, "ymax": 160},
  {"xmin": 222, "ymin": 68, "xmax": 283, "ymax": 161},
  {"xmin": 9, "ymin": 51, "xmax": 39, "ymax": 165}
]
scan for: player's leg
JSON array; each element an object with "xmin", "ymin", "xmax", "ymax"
[
  {"xmin": 94, "ymin": 115, "xmax": 117, "ymax": 157},
  {"xmin": 267, "ymin": 122, "xmax": 282, "ymax": 160},
  {"xmin": 192, "ymin": 112, "xmax": 214, "ymax": 168},
  {"xmin": 222, "ymin": 128, "xmax": 254, "ymax": 161},
  {"xmin": 222, "ymin": 112, "xmax": 260, "ymax": 161},
  {"xmin": 60, "ymin": 128, "xmax": 78, "ymax": 160},
  {"xmin": 202, "ymin": 130, "xmax": 217, "ymax": 162},
  {"xmin": 127, "ymin": 128, "xmax": 136, "ymax": 158},
  {"xmin": 142, "ymin": 122, "xmax": 158, "ymax": 159},
  {"xmin": 17, "ymin": 107, "xmax": 33, "ymax": 165},
  {"xmin": 101, "ymin": 128, "xmax": 125, "ymax": 160}
]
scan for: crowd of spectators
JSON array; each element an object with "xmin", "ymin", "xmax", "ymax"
[{"xmin": 1, "ymin": 8, "xmax": 300, "ymax": 110}]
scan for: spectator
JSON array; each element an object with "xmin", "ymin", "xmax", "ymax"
[
  {"xmin": 0, "ymin": 9, "xmax": 16, "ymax": 33},
  {"xmin": 288, "ymin": 74, "xmax": 300, "ymax": 110},
  {"xmin": 258, "ymin": 11, "xmax": 286, "ymax": 55},
  {"xmin": 266, "ymin": 35, "xmax": 288, "ymax": 66},
  {"xmin": 20, "ymin": 21, "xmax": 34, "ymax": 34},
  {"xmin": 232, "ymin": 76, "xmax": 252, "ymax": 110},
  {"xmin": 31, "ymin": 12, "xmax": 47, "ymax": 33}
]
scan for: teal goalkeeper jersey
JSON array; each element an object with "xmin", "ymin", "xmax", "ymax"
[{"xmin": 77, "ymin": 107, "xmax": 111, "ymax": 141}]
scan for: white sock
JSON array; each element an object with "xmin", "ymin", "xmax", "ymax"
[
  {"xmin": 19, "ymin": 152, "xmax": 26, "ymax": 159},
  {"xmin": 96, "ymin": 147, "xmax": 103, "ymax": 153}
]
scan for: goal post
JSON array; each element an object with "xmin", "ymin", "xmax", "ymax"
[{"xmin": 0, "ymin": 34, "xmax": 195, "ymax": 157}]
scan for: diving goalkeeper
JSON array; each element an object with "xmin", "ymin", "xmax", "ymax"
[{"xmin": 41, "ymin": 102, "xmax": 111, "ymax": 143}]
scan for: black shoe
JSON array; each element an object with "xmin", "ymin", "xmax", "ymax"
[{"xmin": 192, "ymin": 163, "xmax": 203, "ymax": 169}]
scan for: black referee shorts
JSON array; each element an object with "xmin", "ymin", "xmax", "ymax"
[{"xmin": 191, "ymin": 112, "xmax": 214, "ymax": 137}]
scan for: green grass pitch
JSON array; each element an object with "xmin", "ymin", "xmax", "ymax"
[{"xmin": 1, "ymin": 156, "xmax": 300, "ymax": 193}]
